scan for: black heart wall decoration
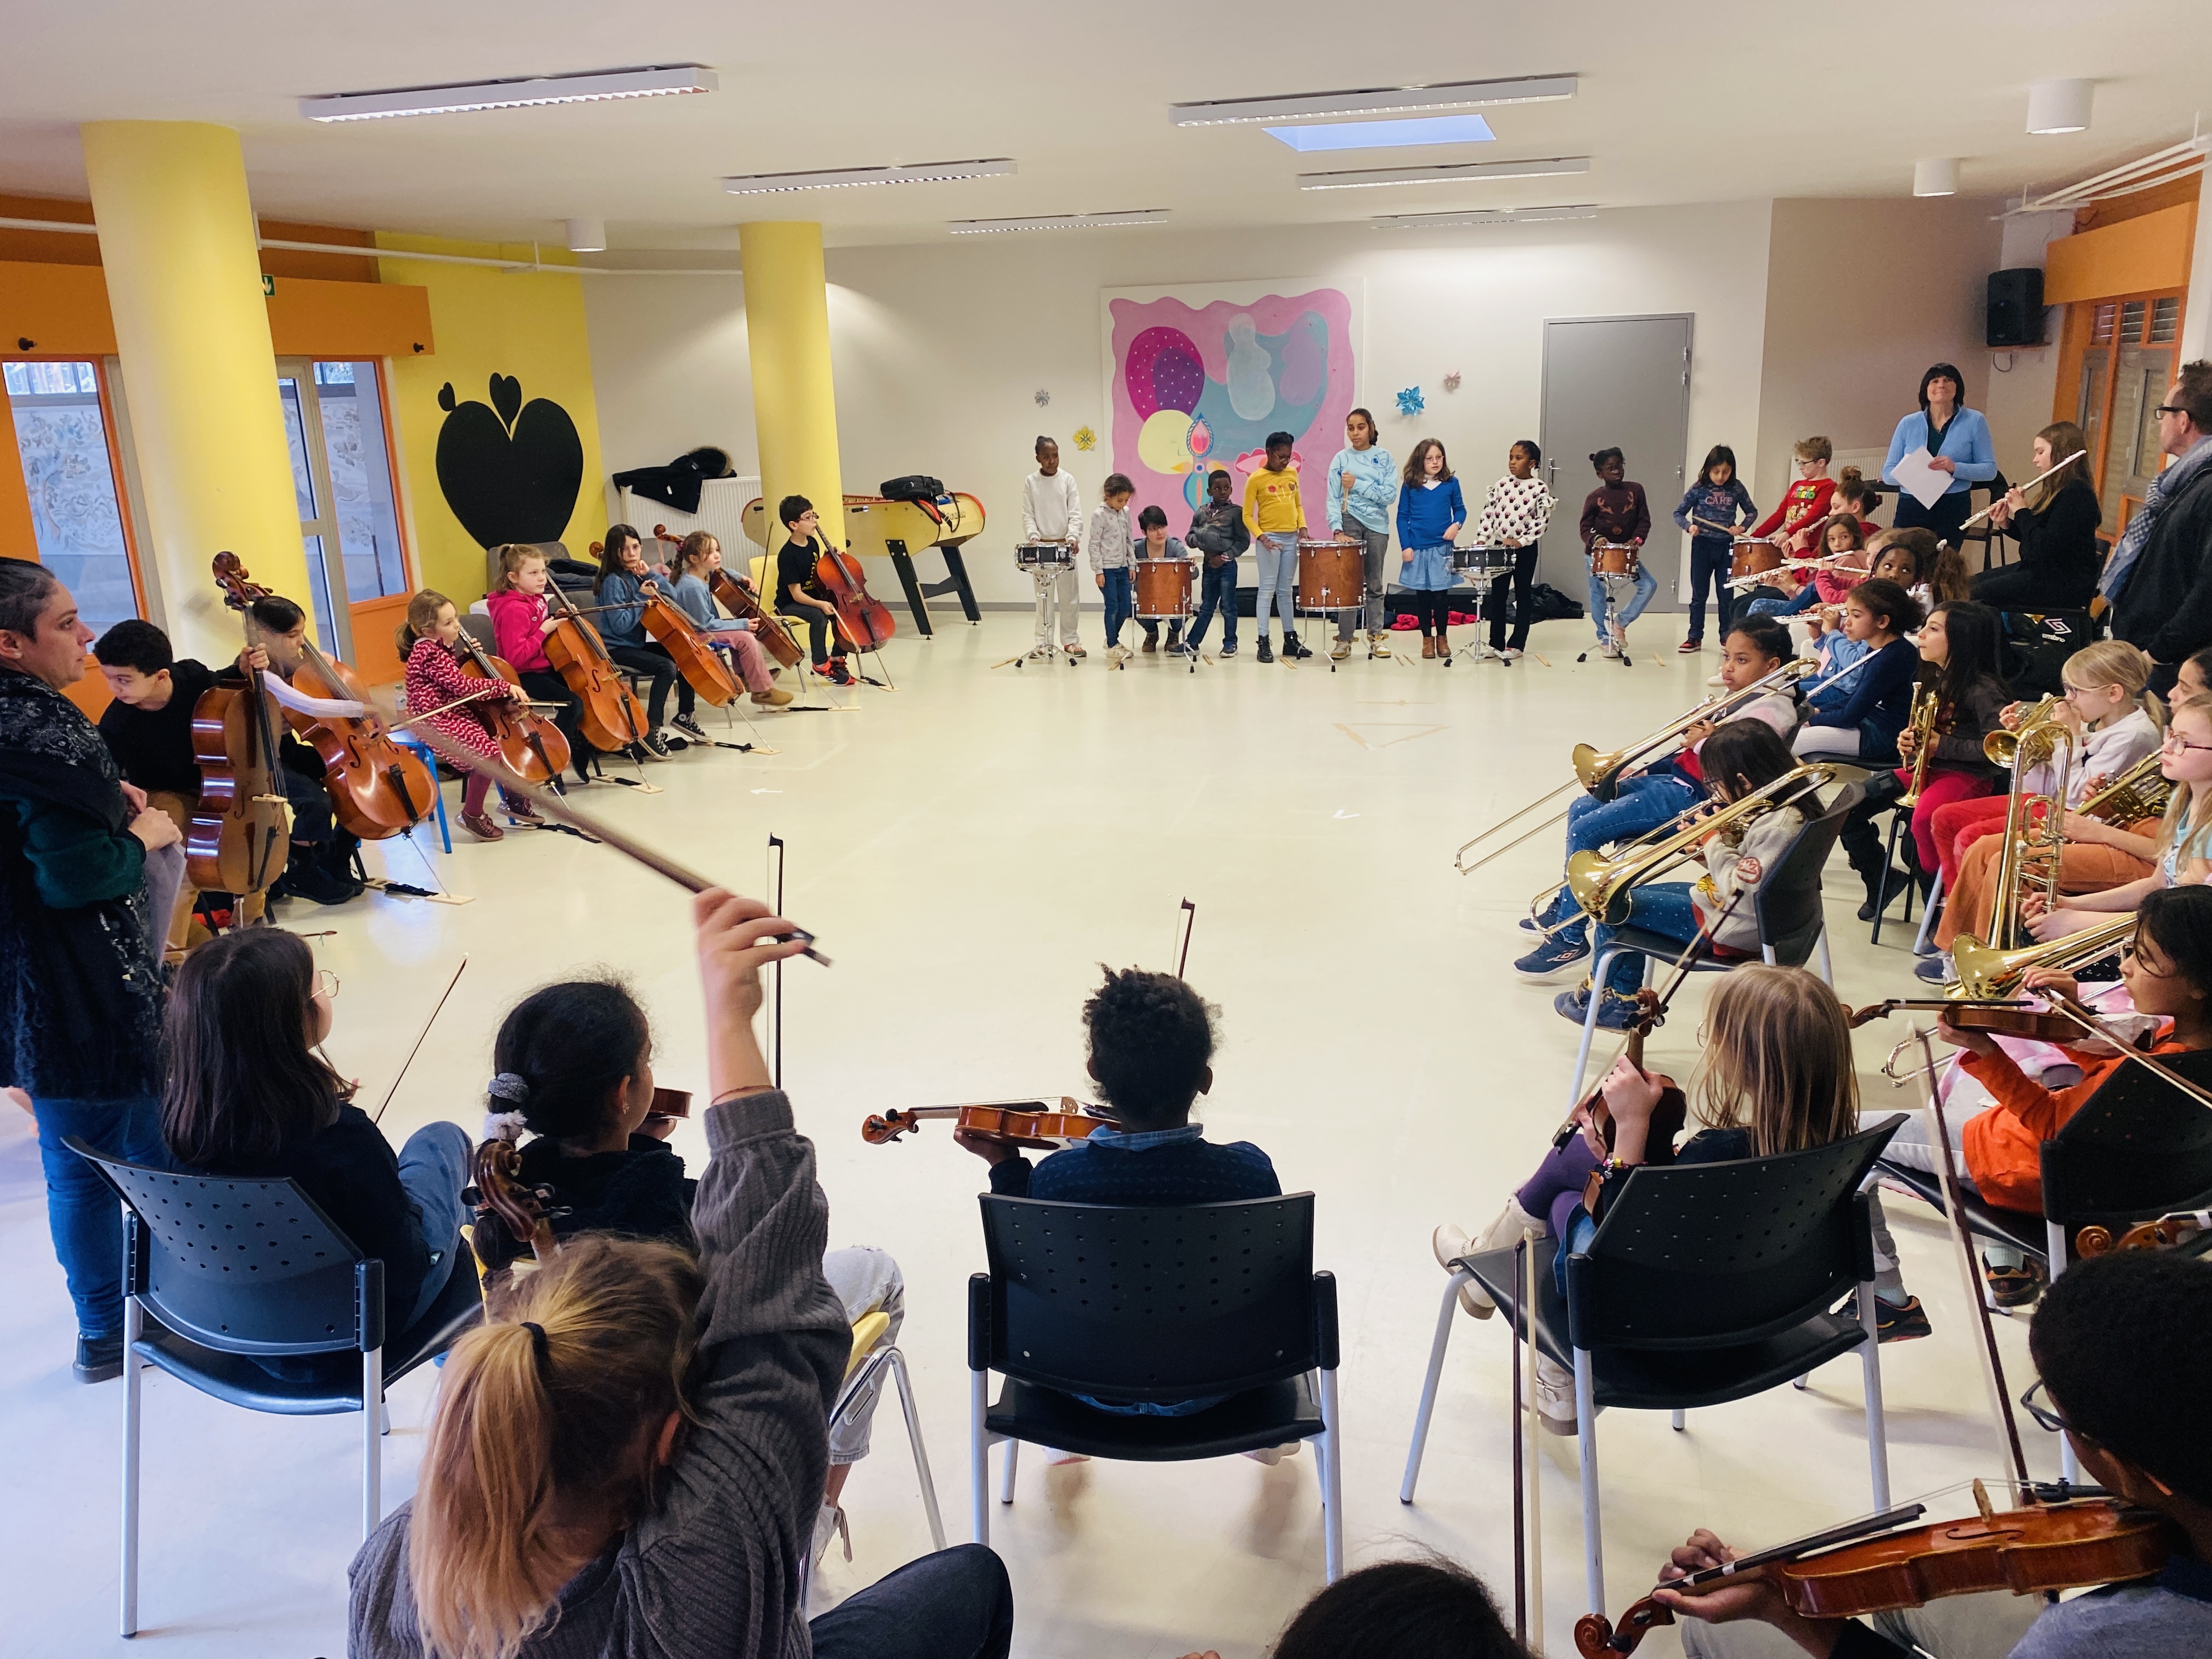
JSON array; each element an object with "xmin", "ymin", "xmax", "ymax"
[{"xmin": 433, "ymin": 374, "xmax": 585, "ymax": 550}]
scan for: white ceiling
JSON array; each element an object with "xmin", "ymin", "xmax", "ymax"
[{"xmin": 2, "ymin": 0, "xmax": 2207, "ymax": 251}]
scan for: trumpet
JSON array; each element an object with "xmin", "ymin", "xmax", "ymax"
[
  {"xmin": 1897, "ymin": 685, "xmax": 1940, "ymax": 810},
  {"xmin": 1982, "ymin": 696, "xmax": 2062, "ymax": 767},
  {"xmin": 1542, "ymin": 763, "xmax": 1836, "ymax": 931},
  {"xmin": 2077, "ymin": 752, "xmax": 2174, "ymax": 826},
  {"xmin": 1948, "ymin": 911, "xmax": 2138, "ymax": 1001},
  {"xmin": 1454, "ymin": 659, "xmax": 1818, "ymax": 876}
]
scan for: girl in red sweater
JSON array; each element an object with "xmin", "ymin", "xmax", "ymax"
[
  {"xmin": 484, "ymin": 546, "xmax": 595, "ymax": 788},
  {"xmin": 398, "ymin": 590, "xmax": 531, "ymax": 842}
]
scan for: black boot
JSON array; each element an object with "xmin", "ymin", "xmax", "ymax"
[{"xmin": 1841, "ymin": 825, "xmax": 1909, "ymax": 923}]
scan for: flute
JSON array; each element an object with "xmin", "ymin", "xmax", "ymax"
[{"xmin": 1956, "ymin": 449, "xmax": 2087, "ymax": 531}]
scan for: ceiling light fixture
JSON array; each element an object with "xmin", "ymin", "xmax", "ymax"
[
  {"xmin": 564, "ymin": 217, "xmax": 607, "ymax": 252},
  {"xmin": 2026, "ymin": 79, "xmax": 2092, "ymax": 136},
  {"xmin": 946, "ymin": 210, "xmax": 1170, "ymax": 235},
  {"xmin": 1299, "ymin": 156, "xmax": 1589, "ymax": 191},
  {"xmin": 301, "ymin": 66, "xmax": 716, "ymax": 122},
  {"xmin": 1371, "ymin": 204, "xmax": 1598, "ymax": 229},
  {"xmin": 1171, "ymin": 74, "xmax": 1576, "ymax": 127},
  {"xmin": 1265, "ymin": 114, "xmax": 1496, "ymax": 153},
  {"xmin": 723, "ymin": 159, "xmax": 1016, "ymax": 195},
  {"xmin": 1912, "ymin": 158, "xmax": 1960, "ymax": 198}
]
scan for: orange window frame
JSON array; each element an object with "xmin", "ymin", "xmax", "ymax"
[{"xmin": 2052, "ymin": 286, "xmax": 2188, "ymax": 496}]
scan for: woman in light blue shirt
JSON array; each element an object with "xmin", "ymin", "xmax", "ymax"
[
  {"xmin": 1325, "ymin": 407, "xmax": 1397, "ymax": 659},
  {"xmin": 1881, "ymin": 363, "xmax": 1996, "ymax": 546}
]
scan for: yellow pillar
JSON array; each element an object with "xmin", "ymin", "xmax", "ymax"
[
  {"xmin": 81, "ymin": 121, "xmax": 312, "ymax": 662},
  {"xmin": 738, "ymin": 222, "xmax": 846, "ymax": 547}
]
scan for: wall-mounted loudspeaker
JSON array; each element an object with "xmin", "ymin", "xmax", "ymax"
[{"xmin": 1987, "ymin": 268, "xmax": 2045, "ymax": 348}]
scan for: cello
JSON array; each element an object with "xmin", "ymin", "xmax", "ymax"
[
  {"xmin": 450, "ymin": 626, "xmax": 572, "ymax": 786},
  {"xmin": 541, "ymin": 579, "xmax": 651, "ymax": 756},
  {"xmin": 208, "ymin": 553, "xmax": 431, "ymax": 842},
  {"xmin": 816, "ymin": 544, "xmax": 896, "ymax": 653},
  {"xmin": 186, "ymin": 574, "xmax": 294, "ymax": 898},
  {"xmin": 636, "ymin": 576, "xmax": 742, "ymax": 707},
  {"xmin": 656, "ymin": 523, "xmax": 806, "ymax": 672}
]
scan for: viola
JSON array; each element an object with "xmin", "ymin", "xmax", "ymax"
[
  {"xmin": 1850, "ymin": 998, "xmax": 2081, "ymax": 1045},
  {"xmin": 636, "ymin": 576, "xmax": 742, "ymax": 706},
  {"xmin": 185, "ymin": 571, "xmax": 292, "ymax": 896},
  {"xmin": 1576, "ymin": 1484, "xmax": 2180, "ymax": 1656},
  {"xmin": 861, "ymin": 1097, "xmax": 1114, "ymax": 1150},
  {"xmin": 816, "ymin": 545, "xmax": 896, "ymax": 653},
  {"xmin": 541, "ymin": 580, "xmax": 650, "ymax": 755},
  {"xmin": 450, "ymin": 629, "xmax": 572, "ymax": 786},
  {"xmin": 208, "ymin": 552, "xmax": 431, "ymax": 842}
]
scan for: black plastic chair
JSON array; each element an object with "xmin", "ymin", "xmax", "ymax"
[
  {"xmin": 1403, "ymin": 1118, "xmax": 1904, "ymax": 1615},
  {"xmin": 968, "ymin": 1193, "xmax": 1342, "ymax": 1581},
  {"xmin": 1565, "ymin": 798, "xmax": 1849, "ymax": 1111},
  {"xmin": 67, "ymin": 1141, "xmax": 482, "ymax": 1638}
]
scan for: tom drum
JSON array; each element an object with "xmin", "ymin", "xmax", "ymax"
[
  {"xmin": 1296, "ymin": 538, "xmax": 1365, "ymax": 611},
  {"xmin": 1590, "ymin": 541, "xmax": 1639, "ymax": 578},
  {"xmin": 1729, "ymin": 538, "xmax": 1784, "ymax": 583},
  {"xmin": 1133, "ymin": 558, "xmax": 1194, "ymax": 619}
]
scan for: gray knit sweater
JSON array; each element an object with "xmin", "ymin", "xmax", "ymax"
[{"xmin": 347, "ymin": 1091, "xmax": 849, "ymax": 1659}]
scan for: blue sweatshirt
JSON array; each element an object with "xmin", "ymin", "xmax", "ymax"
[
  {"xmin": 1326, "ymin": 445, "xmax": 1398, "ymax": 535},
  {"xmin": 595, "ymin": 570, "xmax": 650, "ymax": 648},
  {"xmin": 1672, "ymin": 478, "xmax": 1757, "ymax": 544}
]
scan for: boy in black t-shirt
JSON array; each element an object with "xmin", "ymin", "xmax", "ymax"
[
  {"xmin": 772, "ymin": 493, "xmax": 853, "ymax": 685},
  {"xmin": 93, "ymin": 619, "xmax": 249, "ymax": 955}
]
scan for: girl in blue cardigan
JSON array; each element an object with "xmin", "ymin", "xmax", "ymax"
[{"xmin": 1396, "ymin": 438, "xmax": 1468, "ymax": 661}]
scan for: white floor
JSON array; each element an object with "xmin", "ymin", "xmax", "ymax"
[{"xmin": 1, "ymin": 612, "xmax": 2057, "ymax": 1659}]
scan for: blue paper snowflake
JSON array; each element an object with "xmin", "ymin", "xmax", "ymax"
[{"xmin": 1395, "ymin": 386, "xmax": 1425, "ymax": 417}]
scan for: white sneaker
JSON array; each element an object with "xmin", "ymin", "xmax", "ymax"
[
  {"xmin": 1499, "ymin": 647, "xmax": 1523, "ymax": 662},
  {"xmin": 1599, "ymin": 641, "xmax": 1622, "ymax": 659},
  {"xmin": 1471, "ymin": 644, "xmax": 1499, "ymax": 662},
  {"xmin": 812, "ymin": 1501, "xmax": 851, "ymax": 1566},
  {"xmin": 1242, "ymin": 1440, "xmax": 1303, "ymax": 1465},
  {"xmin": 1533, "ymin": 1356, "xmax": 1583, "ymax": 1435}
]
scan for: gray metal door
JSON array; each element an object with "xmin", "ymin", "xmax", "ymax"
[{"xmin": 1535, "ymin": 315, "xmax": 1694, "ymax": 614}]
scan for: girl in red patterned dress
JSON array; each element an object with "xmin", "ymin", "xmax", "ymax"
[{"xmin": 398, "ymin": 590, "xmax": 534, "ymax": 843}]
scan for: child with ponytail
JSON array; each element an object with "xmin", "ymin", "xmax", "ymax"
[{"xmin": 398, "ymin": 588, "xmax": 534, "ymax": 842}]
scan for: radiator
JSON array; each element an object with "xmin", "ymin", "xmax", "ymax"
[{"xmin": 619, "ymin": 475, "xmax": 760, "ymax": 554}]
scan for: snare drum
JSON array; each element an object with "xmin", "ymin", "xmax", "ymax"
[
  {"xmin": 1590, "ymin": 541, "xmax": 1639, "ymax": 578},
  {"xmin": 1016, "ymin": 543, "xmax": 1074, "ymax": 569},
  {"xmin": 1448, "ymin": 544, "xmax": 1520, "ymax": 579},
  {"xmin": 1296, "ymin": 539, "xmax": 1365, "ymax": 610},
  {"xmin": 1133, "ymin": 558, "xmax": 1194, "ymax": 618},
  {"xmin": 1729, "ymin": 538, "xmax": 1783, "ymax": 583}
]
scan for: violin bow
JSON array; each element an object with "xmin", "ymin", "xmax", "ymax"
[
  {"xmin": 406, "ymin": 726, "xmax": 831, "ymax": 968},
  {"xmin": 1175, "ymin": 898, "xmax": 1196, "ymax": 980},
  {"xmin": 1909, "ymin": 1029, "xmax": 2033, "ymax": 1498},
  {"xmin": 372, "ymin": 956, "xmax": 469, "ymax": 1125},
  {"xmin": 768, "ymin": 833, "xmax": 787, "ymax": 1089},
  {"xmin": 2042, "ymin": 990, "xmax": 2212, "ymax": 1113}
]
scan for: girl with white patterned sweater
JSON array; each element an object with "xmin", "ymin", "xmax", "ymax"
[{"xmin": 1475, "ymin": 440, "xmax": 1558, "ymax": 662}]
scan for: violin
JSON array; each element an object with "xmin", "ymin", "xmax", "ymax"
[
  {"xmin": 185, "ymin": 569, "xmax": 292, "ymax": 896},
  {"xmin": 450, "ymin": 628, "xmax": 571, "ymax": 786},
  {"xmin": 861, "ymin": 1097, "xmax": 1115, "ymax": 1150},
  {"xmin": 815, "ymin": 545, "xmax": 896, "ymax": 653},
  {"xmin": 1575, "ymin": 1483, "xmax": 2180, "ymax": 1656},
  {"xmin": 1850, "ymin": 998, "xmax": 2082, "ymax": 1045},
  {"xmin": 208, "ymin": 552, "xmax": 431, "ymax": 842},
  {"xmin": 469, "ymin": 1135, "xmax": 559, "ymax": 1280},
  {"xmin": 541, "ymin": 579, "xmax": 650, "ymax": 755},
  {"xmin": 1569, "ymin": 986, "xmax": 1689, "ymax": 1165},
  {"xmin": 2076, "ymin": 1208, "xmax": 2210, "ymax": 1257},
  {"xmin": 636, "ymin": 576, "xmax": 742, "ymax": 707}
]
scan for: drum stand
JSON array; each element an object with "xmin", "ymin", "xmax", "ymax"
[{"xmin": 1576, "ymin": 572, "xmax": 1637, "ymax": 668}]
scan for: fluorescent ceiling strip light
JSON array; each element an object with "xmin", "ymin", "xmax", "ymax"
[
  {"xmin": 1172, "ymin": 74, "xmax": 1576, "ymax": 127},
  {"xmin": 1372, "ymin": 204, "xmax": 1598, "ymax": 228},
  {"xmin": 947, "ymin": 210, "xmax": 1169, "ymax": 235},
  {"xmin": 723, "ymin": 159, "xmax": 1015, "ymax": 194},
  {"xmin": 1265, "ymin": 114, "xmax": 1495, "ymax": 153},
  {"xmin": 301, "ymin": 66, "xmax": 715, "ymax": 122},
  {"xmin": 1300, "ymin": 156, "xmax": 1589, "ymax": 190}
]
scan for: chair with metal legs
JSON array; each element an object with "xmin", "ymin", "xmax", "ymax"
[
  {"xmin": 799, "ymin": 1308, "xmax": 948, "ymax": 1604},
  {"xmin": 1401, "ymin": 1119, "xmax": 1904, "ymax": 1616}
]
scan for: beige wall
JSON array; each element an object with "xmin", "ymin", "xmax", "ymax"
[
  {"xmin": 1754, "ymin": 196, "xmax": 2008, "ymax": 515},
  {"xmin": 584, "ymin": 202, "xmax": 1776, "ymax": 606}
]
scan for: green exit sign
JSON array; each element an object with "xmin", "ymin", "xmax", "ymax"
[{"xmin": 262, "ymin": 274, "xmax": 275, "ymax": 297}]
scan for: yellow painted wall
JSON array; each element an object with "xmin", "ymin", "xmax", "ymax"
[{"xmin": 373, "ymin": 234, "xmax": 606, "ymax": 603}]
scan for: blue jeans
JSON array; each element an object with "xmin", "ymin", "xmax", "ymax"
[
  {"xmin": 1588, "ymin": 563, "xmax": 1658, "ymax": 640},
  {"xmin": 1254, "ymin": 531, "xmax": 1300, "ymax": 636},
  {"xmin": 1685, "ymin": 537, "xmax": 1733, "ymax": 643},
  {"xmin": 1101, "ymin": 567, "xmax": 1133, "ymax": 647},
  {"xmin": 1550, "ymin": 774, "xmax": 1701, "ymax": 946},
  {"xmin": 1592, "ymin": 879, "xmax": 1701, "ymax": 996},
  {"xmin": 809, "ymin": 1544, "xmax": 1013, "ymax": 1659},
  {"xmin": 33, "ymin": 1092, "xmax": 167, "ymax": 1337},
  {"xmin": 1184, "ymin": 558, "xmax": 1239, "ymax": 648},
  {"xmin": 397, "ymin": 1121, "xmax": 472, "ymax": 1328},
  {"xmin": 1746, "ymin": 586, "xmax": 1818, "ymax": 618}
]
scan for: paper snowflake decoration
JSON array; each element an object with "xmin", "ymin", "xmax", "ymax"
[
  {"xmin": 1071, "ymin": 426, "xmax": 1097, "ymax": 452},
  {"xmin": 1442, "ymin": 371, "xmax": 1463, "ymax": 393},
  {"xmin": 1395, "ymin": 386, "xmax": 1425, "ymax": 417},
  {"xmin": 1034, "ymin": 388, "xmax": 1051, "ymax": 407}
]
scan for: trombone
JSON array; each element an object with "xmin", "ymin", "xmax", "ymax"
[
  {"xmin": 1453, "ymin": 658, "xmax": 1818, "ymax": 876},
  {"xmin": 1533, "ymin": 762, "xmax": 1836, "ymax": 933},
  {"xmin": 1948, "ymin": 911, "xmax": 2138, "ymax": 1000}
]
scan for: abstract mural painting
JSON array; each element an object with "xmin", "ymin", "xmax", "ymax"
[{"xmin": 1104, "ymin": 283, "xmax": 1358, "ymax": 529}]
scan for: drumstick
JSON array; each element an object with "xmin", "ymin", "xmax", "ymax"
[{"xmin": 1957, "ymin": 450, "xmax": 2086, "ymax": 531}]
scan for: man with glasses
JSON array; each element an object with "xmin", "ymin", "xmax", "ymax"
[
  {"xmin": 0, "ymin": 561, "xmax": 181, "ymax": 1383},
  {"xmin": 2108, "ymin": 360, "xmax": 2212, "ymax": 696}
]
